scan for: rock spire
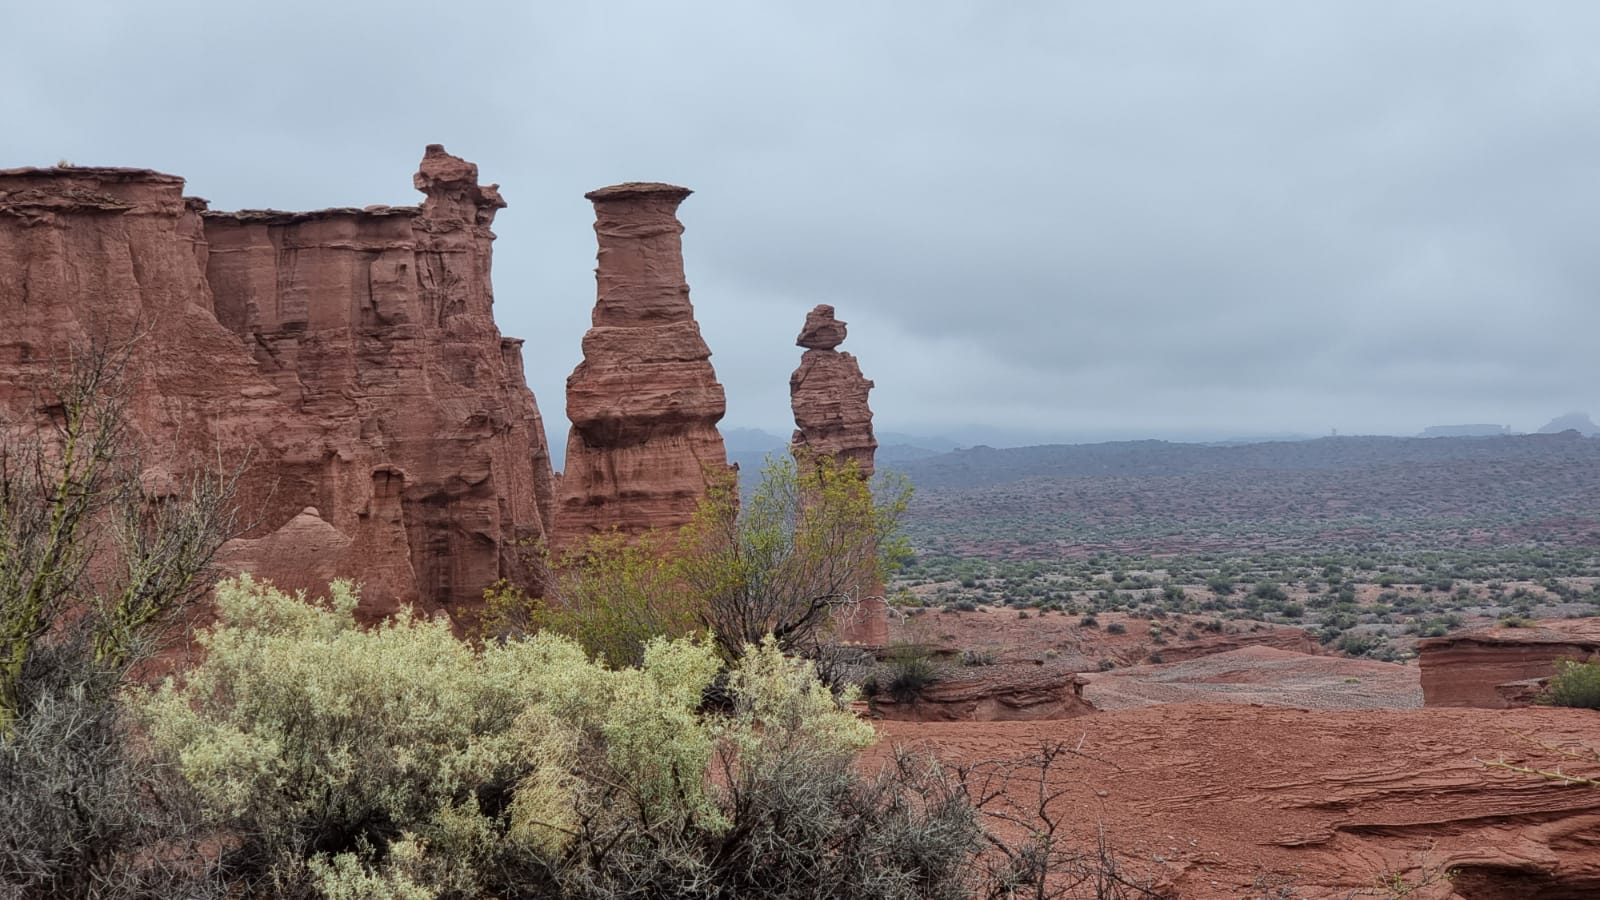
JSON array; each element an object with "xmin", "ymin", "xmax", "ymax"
[
  {"xmin": 789, "ymin": 303, "xmax": 886, "ymax": 645},
  {"xmin": 790, "ymin": 304, "xmax": 878, "ymax": 475},
  {"xmin": 556, "ymin": 183, "xmax": 732, "ymax": 547}
]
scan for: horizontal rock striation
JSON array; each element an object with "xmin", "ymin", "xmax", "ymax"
[
  {"xmin": 556, "ymin": 183, "xmax": 732, "ymax": 548},
  {"xmin": 868, "ymin": 666, "xmax": 1093, "ymax": 722},
  {"xmin": 0, "ymin": 147, "xmax": 556, "ymax": 622},
  {"xmin": 875, "ymin": 704, "xmax": 1600, "ymax": 897},
  {"xmin": 1417, "ymin": 619, "xmax": 1600, "ymax": 708}
]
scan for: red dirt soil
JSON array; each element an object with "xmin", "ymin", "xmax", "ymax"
[
  {"xmin": 871, "ymin": 705, "xmax": 1600, "ymax": 899},
  {"xmin": 1084, "ymin": 646, "xmax": 1422, "ymax": 711}
]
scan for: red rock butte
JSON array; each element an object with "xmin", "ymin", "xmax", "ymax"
[
  {"xmin": 555, "ymin": 181, "xmax": 733, "ymax": 549},
  {"xmin": 0, "ymin": 146, "xmax": 557, "ymax": 623}
]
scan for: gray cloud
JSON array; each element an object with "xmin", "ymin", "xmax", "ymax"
[{"xmin": 5, "ymin": 1, "xmax": 1598, "ymax": 449}]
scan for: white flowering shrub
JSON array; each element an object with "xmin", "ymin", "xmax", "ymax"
[{"xmin": 141, "ymin": 576, "xmax": 964, "ymax": 899}]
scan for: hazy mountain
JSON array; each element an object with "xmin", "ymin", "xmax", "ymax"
[
  {"xmin": 1537, "ymin": 412, "xmax": 1600, "ymax": 436},
  {"xmin": 722, "ymin": 427, "xmax": 789, "ymax": 452},
  {"xmin": 892, "ymin": 433, "xmax": 1591, "ymax": 492},
  {"xmin": 1419, "ymin": 424, "xmax": 1507, "ymax": 438}
]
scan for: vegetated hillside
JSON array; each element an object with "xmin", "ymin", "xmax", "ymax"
[{"xmin": 893, "ymin": 432, "xmax": 1600, "ymax": 559}]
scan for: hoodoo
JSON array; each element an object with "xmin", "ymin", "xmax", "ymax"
[
  {"xmin": 789, "ymin": 304, "xmax": 887, "ymax": 645},
  {"xmin": 556, "ymin": 183, "xmax": 732, "ymax": 548},
  {"xmin": 0, "ymin": 146, "xmax": 558, "ymax": 621},
  {"xmin": 791, "ymin": 304, "xmax": 878, "ymax": 475}
]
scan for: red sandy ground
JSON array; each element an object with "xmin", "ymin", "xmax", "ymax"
[
  {"xmin": 872, "ymin": 705, "xmax": 1600, "ymax": 899},
  {"xmin": 871, "ymin": 609, "xmax": 1600, "ymax": 897}
]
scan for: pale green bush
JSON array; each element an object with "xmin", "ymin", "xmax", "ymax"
[
  {"xmin": 1543, "ymin": 657, "xmax": 1600, "ymax": 710},
  {"xmin": 142, "ymin": 576, "xmax": 942, "ymax": 899}
]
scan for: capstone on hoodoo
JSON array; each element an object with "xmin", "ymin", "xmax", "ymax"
[{"xmin": 555, "ymin": 182, "xmax": 733, "ymax": 549}]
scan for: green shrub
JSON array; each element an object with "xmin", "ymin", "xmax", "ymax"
[
  {"xmin": 490, "ymin": 454, "xmax": 911, "ymax": 666},
  {"xmin": 144, "ymin": 577, "xmax": 988, "ymax": 898},
  {"xmin": 138, "ymin": 579, "xmax": 1027, "ymax": 897},
  {"xmin": 882, "ymin": 641, "xmax": 943, "ymax": 703},
  {"xmin": 1106, "ymin": 622, "xmax": 1128, "ymax": 635},
  {"xmin": 1543, "ymin": 658, "xmax": 1600, "ymax": 710},
  {"xmin": 0, "ymin": 631, "xmax": 215, "ymax": 899}
]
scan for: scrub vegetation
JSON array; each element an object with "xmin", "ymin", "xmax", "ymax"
[{"xmin": 0, "ymin": 365, "xmax": 1159, "ymax": 898}]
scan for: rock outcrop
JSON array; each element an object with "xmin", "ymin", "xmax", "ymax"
[
  {"xmin": 556, "ymin": 183, "xmax": 732, "ymax": 548},
  {"xmin": 0, "ymin": 147, "xmax": 557, "ymax": 622},
  {"xmin": 1417, "ymin": 619, "xmax": 1600, "ymax": 708},
  {"xmin": 790, "ymin": 304, "xmax": 886, "ymax": 644},
  {"xmin": 790, "ymin": 304, "xmax": 877, "ymax": 474},
  {"xmin": 875, "ymin": 705, "xmax": 1600, "ymax": 897},
  {"xmin": 1082, "ymin": 645, "xmax": 1421, "ymax": 710},
  {"xmin": 869, "ymin": 666, "xmax": 1093, "ymax": 722}
]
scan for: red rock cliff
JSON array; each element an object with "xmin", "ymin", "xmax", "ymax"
[
  {"xmin": 556, "ymin": 183, "xmax": 731, "ymax": 548},
  {"xmin": 789, "ymin": 304, "xmax": 886, "ymax": 645},
  {"xmin": 0, "ymin": 147, "xmax": 557, "ymax": 622}
]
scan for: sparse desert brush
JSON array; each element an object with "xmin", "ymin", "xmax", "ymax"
[
  {"xmin": 1542, "ymin": 658, "xmax": 1600, "ymax": 710},
  {"xmin": 883, "ymin": 640, "xmax": 943, "ymax": 702}
]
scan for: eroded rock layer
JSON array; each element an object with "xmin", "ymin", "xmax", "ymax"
[
  {"xmin": 789, "ymin": 304, "xmax": 886, "ymax": 644},
  {"xmin": 557, "ymin": 183, "xmax": 731, "ymax": 547},
  {"xmin": 1417, "ymin": 619, "xmax": 1600, "ymax": 708},
  {"xmin": 868, "ymin": 666, "xmax": 1093, "ymax": 722},
  {"xmin": 0, "ymin": 147, "xmax": 556, "ymax": 621}
]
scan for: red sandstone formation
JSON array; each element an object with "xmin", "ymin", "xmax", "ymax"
[
  {"xmin": 1417, "ymin": 619, "xmax": 1600, "ymax": 708},
  {"xmin": 790, "ymin": 304, "xmax": 877, "ymax": 475},
  {"xmin": 873, "ymin": 704, "xmax": 1600, "ymax": 897},
  {"xmin": 868, "ymin": 666, "xmax": 1092, "ymax": 722},
  {"xmin": 0, "ymin": 147, "xmax": 556, "ymax": 621},
  {"xmin": 790, "ymin": 304, "xmax": 886, "ymax": 645},
  {"xmin": 556, "ymin": 183, "xmax": 732, "ymax": 548}
]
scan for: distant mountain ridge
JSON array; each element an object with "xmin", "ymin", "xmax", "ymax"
[
  {"xmin": 1538, "ymin": 412, "xmax": 1600, "ymax": 436},
  {"xmin": 1419, "ymin": 424, "xmax": 1507, "ymax": 438},
  {"xmin": 895, "ymin": 431, "xmax": 1600, "ymax": 560},
  {"xmin": 891, "ymin": 432, "xmax": 1593, "ymax": 492}
]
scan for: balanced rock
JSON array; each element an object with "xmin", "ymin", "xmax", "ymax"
[
  {"xmin": 796, "ymin": 303, "xmax": 848, "ymax": 350},
  {"xmin": 0, "ymin": 147, "xmax": 557, "ymax": 622},
  {"xmin": 556, "ymin": 183, "xmax": 732, "ymax": 548},
  {"xmin": 790, "ymin": 305, "xmax": 878, "ymax": 476}
]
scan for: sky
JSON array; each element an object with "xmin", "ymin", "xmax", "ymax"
[{"xmin": 4, "ymin": 1, "xmax": 1599, "ymax": 449}]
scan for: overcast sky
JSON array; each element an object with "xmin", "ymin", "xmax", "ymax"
[{"xmin": 5, "ymin": 1, "xmax": 1598, "ymax": 448}]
